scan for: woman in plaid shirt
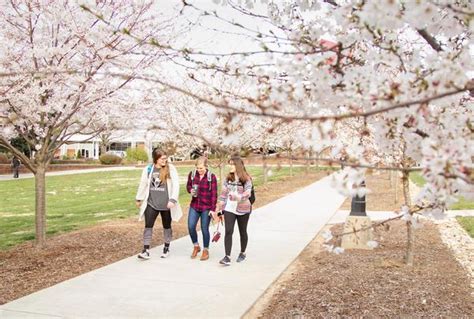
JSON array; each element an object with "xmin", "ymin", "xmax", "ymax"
[{"xmin": 186, "ymin": 157, "xmax": 218, "ymax": 261}]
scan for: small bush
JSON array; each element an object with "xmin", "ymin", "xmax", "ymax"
[
  {"xmin": 0, "ymin": 153, "xmax": 9, "ymax": 164},
  {"xmin": 99, "ymin": 154, "xmax": 122, "ymax": 165},
  {"xmin": 126, "ymin": 148, "xmax": 148, "ymax": 162}
]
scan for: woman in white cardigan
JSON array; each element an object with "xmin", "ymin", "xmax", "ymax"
[{"xmin": 135, "ymin": 149, "xmax": 182, "ymax": 259}]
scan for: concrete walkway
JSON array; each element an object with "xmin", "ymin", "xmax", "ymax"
[
  {"xmin": 0, "ymin": 166, "xmax": 141, "ymax": 181},
  {"xmin": 0, "ymin": 166, "xmax": 190, "ymax": 184},
  {"xmin": 0, "ymin": 175, "xmax": 346, "ymax": 319}
]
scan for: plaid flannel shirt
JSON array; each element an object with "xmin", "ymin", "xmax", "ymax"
[{"xmin": 186, "ymin": 170, "xmax": 218, "ymax": 212}]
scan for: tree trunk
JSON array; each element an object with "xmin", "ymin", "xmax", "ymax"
[
  {"xmin": 402, "ymin": 170, "xmax": 414, "ymax": 266},
  {"xmin": 305, "ymin": 150, "xmax": 310, "ymax": 174},
  {"xmin": 100, "ymin": 144, "xmax": 107, "ymax": 156},
  {"xmin": 394, "ymin": 172, "xmax": 398, "ymax": 204},
  {"xmin": 262, "ymin": 152, "xmax": 268, "ymax": 185},
  {"xmin": 219, "ymin": 156, "xmax": 225, "ymax": 183},
  {"xmin": 289, "ymin": 149, "xmax": 293, "ymax": 177},
  {"xmin": 34, "ymin": 164, "xmax": 47, "ymax": 247},
  {"xmin": 314, "ymin": 150, "xmax": 319, "ymax": 169}
]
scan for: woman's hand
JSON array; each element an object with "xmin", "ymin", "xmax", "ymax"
[
  {"xmin": 167, "ymin": 201, "xmax": 176, "ymax": 209},
  {"xmin": 209, "ymin": 210, "xmax": 218, "ymax": 222},
  {"xmin": 135, "ymin": 200, "xmax": 142, "ymax": 209}
]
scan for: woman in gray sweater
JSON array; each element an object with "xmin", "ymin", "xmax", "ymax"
[{"xmin": 135, "ymin": 148, "xmax": 182, "ymax": 259}]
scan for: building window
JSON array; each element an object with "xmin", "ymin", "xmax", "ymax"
[{"xmin": 108, "ymin": 142, "xmax": 131, "ymax": 152}]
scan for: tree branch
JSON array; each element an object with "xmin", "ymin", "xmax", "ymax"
[{"xmin": 417, "ymin": 29, "xmax": 443, "ymax": 52}]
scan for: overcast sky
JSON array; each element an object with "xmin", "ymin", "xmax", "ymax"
[{"xmin": 154, "ymin": 0, "xmax": 281, "ymax": 54}]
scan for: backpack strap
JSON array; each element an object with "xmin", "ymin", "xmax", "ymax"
[
  {"xmin": 190, "ymin": 170, "xmax": 214, "ymax": 191},
  {"xmin": 146, "ymin": 164, "xmax": 153, "ymax": 177},
  {"xmin": 207, "ymin": 171, "xmax": 213, "ymax": 190}
]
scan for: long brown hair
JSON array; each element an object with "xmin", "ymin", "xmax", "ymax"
[
  {"xmin": 152, "ymin": 148, "xmax": 170, "ymax": 181},
  {"xmin": 226, "ymin": 155, "xmax": 250, "ymax": 184}
]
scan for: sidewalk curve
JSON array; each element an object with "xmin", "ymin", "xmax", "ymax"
[{"xmin": 0, "ymin": 175, "xmax": 346, "ymax": 318}]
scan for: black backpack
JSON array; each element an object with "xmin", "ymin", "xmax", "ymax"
[{"xmin": 249, "ymin": 185, "xmax": 256, "ymax": 205}]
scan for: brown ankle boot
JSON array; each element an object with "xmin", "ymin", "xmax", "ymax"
[
  {"xmin": 200, "ymin": 249, "xmax": 209, "ymax": 261},
  {"xmin": 191, "ymin": 246, "xmax": 201, "ymax": 259}
]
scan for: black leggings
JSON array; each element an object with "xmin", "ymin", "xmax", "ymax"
[
  {"xmin": 224, "ymin": 211, "xmax": 250, "ymax": 256},
  {"xmin": 144, "ymin": 205, "xmax": 171, "ymax": 228},
  {"xmin": 143, "ymin": 205, "xmax": 172, "ymax": 246}
]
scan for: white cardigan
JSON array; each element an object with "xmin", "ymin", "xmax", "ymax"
[{"xmin": 135, "ymin": 163, "xmax": 183, "ymax": 222}]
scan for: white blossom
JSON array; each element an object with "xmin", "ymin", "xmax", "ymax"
[
  {"xmin": 366, "ymin": 240, "xmax": 379, "ymax": 249},
  {"xmin": 322, "ymin": 230, "xmax": 333, "ymax": 243}
]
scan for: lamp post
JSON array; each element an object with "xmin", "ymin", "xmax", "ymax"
[
  {"xmin": 341, "ymin": 180, "xmax": 373, "ymax": 249},
  {"xmin": 350, "ymin": 181, "xmax": 366, "ymax": 217}
]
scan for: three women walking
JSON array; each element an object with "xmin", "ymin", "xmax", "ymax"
[{"xmin": 135, "ymin": 151, "xmax": 253, "ymax": 266}]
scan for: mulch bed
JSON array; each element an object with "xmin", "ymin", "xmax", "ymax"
[
  {"xmin": 0, "ymin": 171, "xmax": 328, "ymax": 305},
  {"xmin": 259, "ymin": 172, "xmax": 474, "ymax": 318},
  {"xmin": 4, "ymin": 170, "xmax": 472, "ymax": 317}
]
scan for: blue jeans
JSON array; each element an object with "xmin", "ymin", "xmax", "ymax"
[{"xmin": 188, "ymin": 207, "xmax": 211, "ymax": 248}]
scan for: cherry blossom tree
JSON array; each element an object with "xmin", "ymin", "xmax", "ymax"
[
  {"xmin": 0, "ymin": 1, "xmax": 172, "ymax": 246},
  {"xmin": 157, "ymin": 83, "xmax": 268, "ymax": 181},
  {"xmin": 162, "ymin": 0, "xmax": 472, "ymax": 264},
  {"xmin": 276, "ymin": 122, "xmax": 304, "ymax": 176},
  {"xmin": 35, "ymin": 0, "xmax": 473, "ymax": 264}
]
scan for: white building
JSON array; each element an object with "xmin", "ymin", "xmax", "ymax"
[
  {"xmin": 56, "ymin": 130, "xmax": 168, "ymax": 161},
  {"xmin": 56, "ymin": 135, "xmax": 100, "ymax": 159}
]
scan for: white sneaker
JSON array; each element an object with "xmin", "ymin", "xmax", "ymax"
[
  {"xmin": 161, "ymin": 247, "xmax": 170, "ymax": 258},
  {"xmin": 138, "ymin": 249, "xmax": 150, "ymax": 260}
]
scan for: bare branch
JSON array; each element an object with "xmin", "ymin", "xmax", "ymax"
[{"xmin": 417, "ymin": 29, "xmax": 443, "ymax": 52}]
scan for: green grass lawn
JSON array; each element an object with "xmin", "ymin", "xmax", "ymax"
[
  {"xmin": 0, "ymin": 165, "xmax": 331, "ymax": 250},
  {"xmin": 410, "ymin": 172, "xmax": 474, "ymax": 210},
  {"xmin": 456, "ymin": 216, "xmax": 474, "ymax": 238},
  {"xmin": 409, "ymin": 172, "xmax": 426, "ymax": 188}
]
